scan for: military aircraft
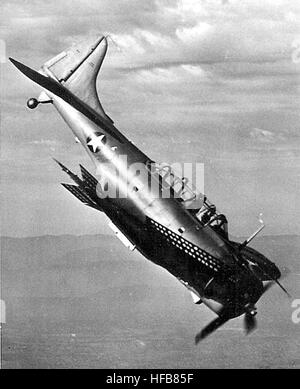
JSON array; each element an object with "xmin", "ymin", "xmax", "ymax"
[{"xmin": 10, "ymin": 35, "xmax": 289, "ymax": 343}]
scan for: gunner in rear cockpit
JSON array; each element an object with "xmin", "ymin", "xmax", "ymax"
[{"xmin": 200, "ymin": 204, "xmax": 216, "ymax": 224}]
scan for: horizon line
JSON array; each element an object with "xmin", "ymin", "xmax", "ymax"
[{"xmin": 1, "ymin": 232, "xmax": 299, "ymax": 240}]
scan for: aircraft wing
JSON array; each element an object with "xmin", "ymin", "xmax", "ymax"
[
  {"xmin": 53, "ymin": 159, "xmax": 104, "ymax": 212},
  {"xmin": 61, "ymin": 183, "xmax": 101, "ymax": 211}
]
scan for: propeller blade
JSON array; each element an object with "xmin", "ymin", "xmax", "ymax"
[
  {"xmin": 275, "ymin": 279, "xmax": 291, "ymax": 298},
  {"xmin": 195, "ymin": 316, "xmax": 229, "ymax": 344},
  {"xmin": 262, "ymin": 268, "xmax": 291, "ymax": 298},
  {"xmin": 244, "ymin": 312, "xmax": 257, "ymax": 335}
]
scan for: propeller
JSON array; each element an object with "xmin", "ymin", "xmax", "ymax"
[
  {"xmin": 243, "ymin": 276, "xmax": 290, "ymax": 336},
  {"xmin": 195, "ymin": 315, "xmax": 229, "ymax": 344},
  {"xmin": 195, "ymin": 307, "xmax": 259, "ymax": 344},
  {"xmin": 195, "ymin": 308, "xmax": 257, "ymax": 344},
  {"xmin": 195, "ymin": 268, "xmax": 291, "ymax": 344},
  {"xmin": 243, "ymin": 275, "xmax": 290, "ymax": 335}
]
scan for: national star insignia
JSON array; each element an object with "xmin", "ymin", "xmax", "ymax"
[{"xmin": 86, "ymin": 132, "xmax": 107, "ymax": 153}]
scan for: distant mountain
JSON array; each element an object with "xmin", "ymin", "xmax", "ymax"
[
  {"xmin": 1, "ymin": 234, "xmax": 299, "ymax": 368},
  {"xmin": 1, "ymin": 233, "xmax": 299, "ymax": 272},
  {"xmin": 1, "ymin": 232, "xmax": 298, "ymax": 322},
  {"xmin": 1, "ymin": 233, "xmax": 181, "ymax": 315}
]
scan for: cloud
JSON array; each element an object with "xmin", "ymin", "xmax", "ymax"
[
  {"xmin": 1, "ymin": 0, "xmax": 300, "ymax": 236},
  {"xmin": 134, "ymin": 64, "xmax": 208, "ymax": 85},
  {"xmin": 250, "ymin": 128, "xmax": 286, "ymax": 143},
  {"xmin": 30, "ymin": 139, "xmax": 58, "ymax": 146},
  {"xmin": 28, "ymin": 139, "xmax": 59, "ymax": 151},
  {"xmin": 176, "ymin": 22, "xmax": 214, "ymax": 43},
  {"xmin": 2, "ymin": 0, "xmax": 300, "ymax": 68}
]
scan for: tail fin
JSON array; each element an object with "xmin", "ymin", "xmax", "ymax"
[{"xmin": 41, "ymin": 35, "xmax": 112, "ymax": 123}]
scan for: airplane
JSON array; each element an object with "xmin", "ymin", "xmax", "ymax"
[{"xmin": 9, "ymin": 35, "xmax": 289, "ymax": 343}]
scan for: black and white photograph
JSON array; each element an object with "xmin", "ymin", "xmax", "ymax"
[{"xmin": 1, "ymin": 0, "xmax": 300, "ymax": 371}]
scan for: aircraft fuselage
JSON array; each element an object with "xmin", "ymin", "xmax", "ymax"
[
  {"xmin": 9, "ymin": 36, "xmax": 283, "ymax": 339},
  {"xmin": 44, "ymin": 69, "xmax": 264, "ymax": 320}
]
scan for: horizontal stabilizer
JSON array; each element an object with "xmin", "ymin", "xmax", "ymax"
[{"xmin": 9, "ymin": 57, "xmax": 124, "ymax": 143}]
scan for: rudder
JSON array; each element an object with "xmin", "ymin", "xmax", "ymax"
[{"xmin": 40, "ymin": 35, "xmax": 112, "ymax": 122}]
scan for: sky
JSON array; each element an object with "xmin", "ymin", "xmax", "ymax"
[{"xmin": 0, "ymin": 0, "xmax": 300, "ymax": 237}]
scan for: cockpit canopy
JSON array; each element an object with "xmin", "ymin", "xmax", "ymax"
[{"xmin": 146, "ymin": 161, "xmax": 229, "ymax": 239}]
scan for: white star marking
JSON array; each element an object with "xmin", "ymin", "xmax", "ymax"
[{"xmin": 86, "ymin": 134, "xmax": 106, "ymax": 153}]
